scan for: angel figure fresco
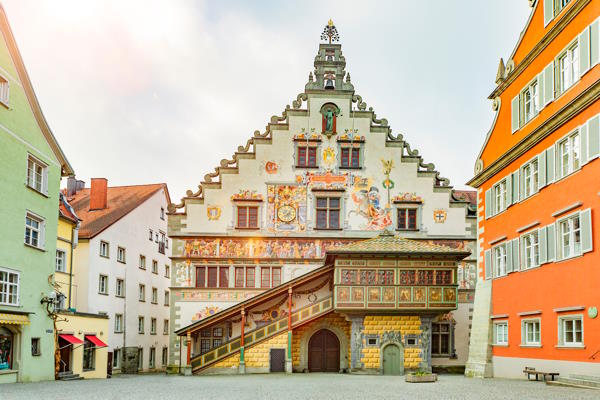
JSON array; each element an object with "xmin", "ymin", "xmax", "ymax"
[{"xmin": 351, "ymin": 184, "xmax": 392, "ymax": 230}]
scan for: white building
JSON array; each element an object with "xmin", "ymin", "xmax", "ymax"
[{"xmin": 68, "ymin": 178, "xmax": 172, "ymax": 373}]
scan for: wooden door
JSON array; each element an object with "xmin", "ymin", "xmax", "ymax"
[
  {"xmin": 58, "ymin": 338, "xmax": 71, "ymax": 372},
  {"xmin": 269, "ymin": 348, "xmax": 285, "ymax": 372},
  {"xmin": 308, "ymin": 329, "xmax": 339, "ymax": 372},
  {"xmin": 383, "ymin": 344, "xmax": 402, "ymax": 375}
]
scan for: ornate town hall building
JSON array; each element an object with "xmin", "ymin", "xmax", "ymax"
[{"xmin": 167, "ymin": 23, "xmax": 477, "ymax": 375}]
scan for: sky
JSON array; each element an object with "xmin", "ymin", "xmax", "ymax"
[{"xmin": 3, "ymin": 0, "xmax": 531, "ymax": 202}]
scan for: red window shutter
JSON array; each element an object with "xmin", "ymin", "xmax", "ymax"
[
  {"xmin": 351, "ymin": 148, "xmax": 360, "ymax": 168},
  {"xmin": 237, "ymin": 207, "xmax": 247, "ymax": 228},
  {"xmin": 271, "ymin": 267, "xmax": 281, "ymax": 287},
  {"xmin": 235, "ymin": 267, "xmax": 244, "ymax": 288},
  {"xmin": 308, "ymin": 147, "xmax": 317, "ymax": 167},
  {"xmin": 408, "ymin": 209, "xmax": 417, "ymax": 229},
  {"xmin": 341, "ymin": 148, "xmax": 350, "ymax": 167},
  {"xmin": 297, "ymin": 147, "xmax": 307, "ymax": 167},
  {"xmin": 248, "ymin": 207, "xmax": 258, "ymax": 228},
  {"xmin": 207, "ymin": 267, "xmax": 218, "ymax": 288},
  {"xmin": 261, "ymin": 268, "xmax": 270, "ymax": 288},
  {"xmin": 246, "ymin": 267, "xmax": 255, "ymax": 288},
  {"xmin": 219, "ymin": 267, "xmax": 229, "ymax": 288},
  {"xmin": 398, "ymin": 209, "xmax": 406, "ymax": 229},
  {"xmin": 195, "ymin": 266, "xmax": 205, "ymax": 288}
]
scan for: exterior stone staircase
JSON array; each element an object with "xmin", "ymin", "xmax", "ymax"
[
  {"xmin": 546, "ymin": 375, "xmax": 600, "ymax": 390},
  {"xmin": 57, "ymin": 371, "xmax": 84, "ymax": 381}
]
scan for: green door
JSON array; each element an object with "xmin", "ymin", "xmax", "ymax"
[{"xmin": 382, "ymin": 344, "xmax": 403, "ymax": 375}]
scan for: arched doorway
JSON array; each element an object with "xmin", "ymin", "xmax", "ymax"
[
  {"xmin": 308, "ymin": 329, "xmax": 339, "ymax": 372},
  {"xmin": 382, "ymin": 343, "xmax": 403, "ymax": 375}
]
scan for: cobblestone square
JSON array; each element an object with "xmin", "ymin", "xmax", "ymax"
[{"xmin": 2, "ymin": 374, "xmax": 599, "ymax": 400}]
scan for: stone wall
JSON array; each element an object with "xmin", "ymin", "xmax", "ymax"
[{"xmin": 361, "ymin": 315, "xmax": 423, "ymax": 370}]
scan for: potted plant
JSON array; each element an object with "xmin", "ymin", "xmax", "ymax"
[{"xmin": 405, "ymin": 370, "xmax": 438, "ymax": 383}]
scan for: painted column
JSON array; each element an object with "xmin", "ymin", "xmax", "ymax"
[
  {"xmin": 349, "ymin": 315, "xmax": 365, "ymax": 371},
  {"xmin": 239, "ymin": 309, "xmax": 246, "ymax": 374},
  {"xmin": 286, "ymin": 287, "xmax": 293, "ymax": 373}
]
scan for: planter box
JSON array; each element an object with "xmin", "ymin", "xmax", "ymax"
[{"xmin": 405, "ymin": 373, "xmax": 438, "ymax": 383}]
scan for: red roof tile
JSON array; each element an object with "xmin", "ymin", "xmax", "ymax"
[
  {"xmin": 452, "ymin": 190, "xmax": 476, "ymax": 205},
  {"xmin": 69, "ymin": 184, "xmax": 169, "ymax": 239}
]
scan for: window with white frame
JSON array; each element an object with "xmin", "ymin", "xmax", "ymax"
[
  {"xmin": 160, "ymin": 207, "xmax": 165, "ymax": 220},
  {"xmin": 522, "ymin": 319, "xmax": 541, "ymax": 346},
  {"xmin": 521, "ymin": 158, "xmax": 539, "ymax": 198},
  {"xmin": 55, "ymin": 249, "xmax": 66, "ymax": 272},
  {"xmin": 494, "ymin": 180, "xmax": 507, "ymax": 214},
  {"xmin": 150, "ymin": 318, "xmax": 157, "ymax": 335},
  {"xmin": 164, "ymin": 291, "xmax": 169, "ymax": 306},
  {"xmin": 494, "ymin": 321, "xmax": 508, "ymax": 345},
  {"xmin": 138, "ymin": 284, "xmax": 145, "ymax": 302},
  {"xmin": 26, "ymin": 155, "xmax": 47, "ymax": 193},
  {"xmin": 493, "ymin": 244, "xmax": 507, "ymax": 277},
  {"xmin": 521, "ymin": 80, "xmax": 539, "ymax": 124},
  {"xmin": 152, "ymin": 260, "xmax": 158, "ymax": 274},
  {"xmin": 554, "ymin": 0, "xmax": 571, "ymax": 15},
  {"xmin": 522, "ymin": 231, "xmax": 539, "ymax": 269},
  {"xmin": 557, "ymin": 42, "xmax": 579, "ymax": 94},
  {"xmin": 0, "ymin": 268, "xmax": 19, "ymax": 306},
  {"xmin": 558, "ymin": 213, "xmax": 581, "ymax": 259},
  {"xmin": 558, "ymin": 315, "xmax": 583, "ymax": 346},
  {"xmin": 117, "ymin": 247, "xmax": 126, "ymax": 263},
  {"xmin": 99, "ymin": 241, "xmax": 109, "ymax": 258},
  {"xmin": 165, "ymin": 265, "xmax": 170, "ymax": 278},
  {"xmin": 558, "ymin": 131, "xmax": 580, "ymax": 178},
  {"xmin": 151, "ymin": 287, "xmax": 158, "ymax": 304},
  {"xmin": 139, "ymin": 255, "xmax": 146, "ymax": 269},
  {"xmin": 162, "ymin": 347, "xmax": 168, "ymax": 366},
  {"xmin": 98, "ymin": 274, "xmax": 108, "ymax": 294},
  {"xmin": 0, "ymin": 75, "xmax": 9, "ymax": 105},
  {"xmin": 163, "ymin": 319, "xmax": 169, "ymax": 335},
  {"xmin": 115, "ymin": 314, "xmax": 123, "ymax": 333},
  {"xmin": 116, "ymin": 278, "xmax": 124, "ymax": 297},
  {"xmin": 25, "ymin": 213, "xmax": 43, "ymax": 248},
  {"xmin": 149, "ymin": 229, "xmax": 153, "ymax": 241},
  {"xmin": 138, "ymin": 316, "xmax": 144, "ymax": 334},
  {"xmin": 149, "ymin": 347, "xmax": 156, "ymax": 368}
]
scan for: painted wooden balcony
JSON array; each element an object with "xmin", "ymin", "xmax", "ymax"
[{"xmin": 191, "ymin": 295, "xmax": 333, "ymax": 373}]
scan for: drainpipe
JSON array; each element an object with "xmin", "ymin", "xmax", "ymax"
[{"xmin": 67, "ymin": 223, "xmax": 79, "ymax": 310}]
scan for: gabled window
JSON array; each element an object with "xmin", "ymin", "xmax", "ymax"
[
  {"xmin": 26, "ymin": 155, "xmax": 47, "ymax": 194},
  {"xmin": 521, "ymin": 158, "xmax": 539, "ymax": 199},
  {"xmin": 397, "ymin": 208, "xmax": 418, "ymax": 231},
  {"xmin": 493, "ymin": 180, "xmax": 508, "ymax": 214},
  {"xmin": 25, "ymin": 213, "xmax": 44, "ymax": 249},
  {"xmin": 493, "ymin": 321, "xmax": 508, "ymax": 345},
  {"xmin": 0, "ymin": 268, "xmax": 19, "ymax": 306},
  {"xmin": 557, "ymin": 131, "xmax": 580, "ymax": 179},
  {"xmin": 557, "ymin": 42, "xmax": 579, "ymax": 95},
  {"xmin": 493, "ymin": 244, "xmax": 507, "ymax": 278},
  {"xmin": 296, "ymin": 145, "xmax": 318, "ymax": 168},
  {"xmin": 521, "ymin": 319, "xmax": 541, "ymax": 346},
  {"xmin": 521, "ymin": 231, "xmax": 539, "ymax": 270},
  {"xmin": 315, "ymin": 197, "xmax": 340, "ymax": 230},
  {"xmin": 236, "ymin": 206, "xmax": 259, "ymax": 229},
  {"xmin": 99, "ymin": 241, "xmax": 109, "ymax": 258},
  {"xmin": 558, "ymin": 213, "xmax": 581, "ymax": 259}
]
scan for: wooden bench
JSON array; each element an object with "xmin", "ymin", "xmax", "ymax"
[{"xmin": 523, "ymin": 367, "xmax": 559, "ymax": 381}]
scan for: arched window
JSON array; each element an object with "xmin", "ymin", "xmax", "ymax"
[{"xmin": 0, "ymin": 327, "xmax": 13, "ymax": 370}]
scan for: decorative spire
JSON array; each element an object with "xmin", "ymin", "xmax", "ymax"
[{"xmin": 320, "ymin": 19, "xmax": 339, "ymax": 44}]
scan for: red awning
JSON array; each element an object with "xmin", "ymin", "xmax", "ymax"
[
  {"xmin": 85, "ymin": 335, "xmax": 108, "ymax": 348},
  {"xmin": 59, "ymin": 334, "xmax": 84, "ymax": 345}
]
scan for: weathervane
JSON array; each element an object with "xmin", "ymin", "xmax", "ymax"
[{"xmin": 320, "ymin": 19, "xmax": 339, "ymax": 44}]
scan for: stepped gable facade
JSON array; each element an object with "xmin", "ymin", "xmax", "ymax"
[{"xmin": 167, "ymin": 23, "xmax": 477, "ymax": 375}]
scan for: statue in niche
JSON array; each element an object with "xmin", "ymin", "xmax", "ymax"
[{"xmin": 320, "ymin": 103, "xmax": 341, "ymax": 138}]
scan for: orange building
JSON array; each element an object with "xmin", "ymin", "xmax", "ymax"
[{"xmin": 465, "ymin": 0, "xmax": 599, "ymax": 380}]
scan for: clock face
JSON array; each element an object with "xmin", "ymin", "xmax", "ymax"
[{"xmin": 277, "ymin": 205, "xmax": 296, "ymax": 223}]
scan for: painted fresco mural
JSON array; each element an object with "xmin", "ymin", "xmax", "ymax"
[{"xmin": 266, "ymin": 184, "xmax": 307, "ymax": 232}]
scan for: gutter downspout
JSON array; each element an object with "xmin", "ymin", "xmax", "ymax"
[{"xmin": 68, "ymin": 223, "xmax": 79, "ymax": 310}]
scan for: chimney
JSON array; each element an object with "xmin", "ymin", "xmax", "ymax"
[
  {"xmin": 89, "ymin": 178, "xmax": 108, "ymax": 210},
  {"xmin": 67, "ymin": 177, "xmax": 77, "ymax": 196},
  {"xmin": 76, "ymin": 180, "xmax": 85, "ymax": 192}
]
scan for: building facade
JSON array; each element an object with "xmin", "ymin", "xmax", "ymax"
[
  {"xmin": 67, "ymin": 179, "xmax": 172, "ymax": 374},
  {"xmin": 0, "ymin": 5, "xmax": 74, "ymax": 383},
  {"xmin": 55, "ymin": 192, "xmax": 109, "ymax": 380},
  {"xmin": 466, "ymin": 0, "xmax": 599, "ymax": 379},
  {"xmin": 167, "ymin": 25, "xmax": 477, "ymax": 375}
]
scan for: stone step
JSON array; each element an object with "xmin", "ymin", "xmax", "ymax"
[
  {"xmin": 570, "ymin": 374, "xmax": 600, "ymax": 383},
  {"xmin": 546, "ymin": 377, "xmax": 600, "ymax": 390},
  {"xmin": 58, "ymin": 372, "xmax": 84, "ymax": 381}
]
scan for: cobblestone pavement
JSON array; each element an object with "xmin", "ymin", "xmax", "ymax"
[{"xmin": 2, "ymin": 373, "xmax": 598, "ymax": 400}]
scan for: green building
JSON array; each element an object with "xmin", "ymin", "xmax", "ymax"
[{"xmin": 0, "ymin": 5, "xmax": 74, "ymax": 383}]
